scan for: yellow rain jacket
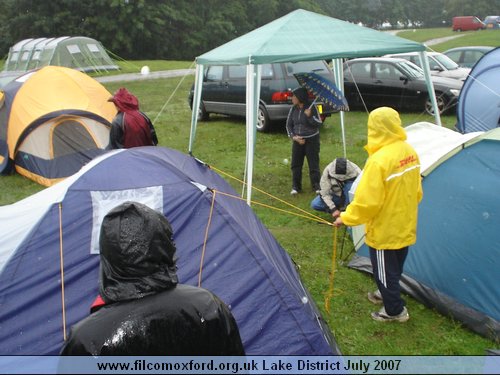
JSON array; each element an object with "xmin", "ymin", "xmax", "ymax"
[{"xmin": 341, "ymin": 107, "xmax": 423, "ymax": 249}]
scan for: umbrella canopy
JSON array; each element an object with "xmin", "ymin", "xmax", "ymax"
[{"xmin": 294, "ymin": 72, "xmax": 349, "ymax": 112}]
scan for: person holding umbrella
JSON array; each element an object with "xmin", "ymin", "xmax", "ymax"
[{"xmin": 286, "ymin": 87, "xmax": 323, "ymax": 195}]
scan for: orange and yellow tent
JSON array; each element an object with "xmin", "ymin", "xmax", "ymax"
[{"xmin": 0, "ymin": 66, "xmax": 116, "ymax": 186}]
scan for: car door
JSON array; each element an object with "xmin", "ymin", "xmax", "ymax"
[
  {"xmin": 371, "ymin": 61, "xmax": 411, "ymax": 108},
  {"xmin": 202, "ymin": 65, "xmax": 228, "ymax": 113},
  {"xmin": 223, "ymin": 65, "xmax": 247, "ymax": 116},
  {"xmin": 343, "ymin": 60, "xmax": 375, "ymax": 109}
]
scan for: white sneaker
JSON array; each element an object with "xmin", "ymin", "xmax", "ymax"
[
  {"xmin": 371, "ymin": 306, "xmax": 409, "ymax": 322},
  {"xmin": 367, "ymin": 290, "xmax": 383, "ymax": 305},
  {"xmin": 290, "ymin": 189, "xmax": 299, "ymax": 195}
]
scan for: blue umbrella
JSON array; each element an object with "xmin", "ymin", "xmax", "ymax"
[{"xmin": 294, "ymin": 72, "xmax": 349, "ymax": 112}]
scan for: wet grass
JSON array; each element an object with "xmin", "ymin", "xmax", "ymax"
[{"xmin": 2, "ymin": 71, "xmax": 498, "ymax": 355}]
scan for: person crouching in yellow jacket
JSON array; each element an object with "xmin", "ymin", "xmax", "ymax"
[{"xmin": 333, "ymin": 107, "xmax": 423, "ymax": 322}]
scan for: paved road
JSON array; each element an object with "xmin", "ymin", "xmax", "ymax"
[
  {"xmin": 424, "ymin": 34, "xmax": 465, "ymax": 46},
  {"xmin": 385, "ymin": 29, "xmax": 464, "ymax": 46},
  {"xmin": 95, "ymin": 68, "xmax": 195, "ymax": 83}
]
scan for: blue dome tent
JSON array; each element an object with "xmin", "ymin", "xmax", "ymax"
[
  {"xmin": 456, "ymin": 47, "xmax": 500, "ymax": 133},
  {"xmin": 0, "ymin": 146, "xmax": 339, "ymax": 355},
  {"xmin": 349, "ymin": 123, "xmax": 500, "ymax": 341}
]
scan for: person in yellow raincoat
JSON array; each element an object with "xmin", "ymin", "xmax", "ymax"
[{"xmin": 333, "ymin": 107, "xmax": 423, "ymax": 322}]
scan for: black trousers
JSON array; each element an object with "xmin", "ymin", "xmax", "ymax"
[
  {"xmin": 369, "ymin": 246, "xmax": 409, "ymax": 316},
  {"xmin": 290, "ymin": 134, "xmax": 320, "ymax": 191}
]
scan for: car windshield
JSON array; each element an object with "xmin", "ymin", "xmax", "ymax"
[
  {"xmin": 432, "ymin": 54, "xmax": 460, "ymax": 70},
  {"xmin": 396, "ymin": 61, "xmax": 424, "ymax": 79}
]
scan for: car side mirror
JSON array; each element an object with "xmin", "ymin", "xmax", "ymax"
[{"xmin": 399, "ymin": 76, "xmax": 409, "ymax": 84}]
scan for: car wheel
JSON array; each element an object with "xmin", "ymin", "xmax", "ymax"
[
  {"xmin": 256, "ymin": 104, "xmax": 271, "ymax": 132},
  {"xmin": 197, "ymin": 102, "xmax": 209, "ymax": 121},
  {"xmin": 425, "ymin": 93, "xmax": 447, "ymax": 115}
]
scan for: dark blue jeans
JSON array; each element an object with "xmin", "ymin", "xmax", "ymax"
[
  {"xmin": 291, "ymin": 134, "xmax": 320, "ymax": 191},
  {"xmin": 310, "ymin": 180, "xmax": 354, "ymax": 212},
  {"xmin": 369, "ymin": 246, "xmax": 409, "ymax": 316}
]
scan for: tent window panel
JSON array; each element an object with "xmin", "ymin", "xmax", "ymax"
[
  {"xmin": 10, "ymin": 52, "xmax": 19, "ymax": 62},
  {"xmin": 21, "ymin": 51, "xmax": 30, "ymax": 61},
  {"xmin": 51, "ymin": 120, "xmax": 97, "ymax": 158},
  {"xmin": 66, "ymin": 44, "xmax": 81, "ymax": 54},
  {"xmin": 87, "ymin": 44, "xmax": 100, "ymax": 53}
]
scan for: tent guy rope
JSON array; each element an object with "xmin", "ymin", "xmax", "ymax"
[{"xmin": 58, "ymin": 203, "xmax": 67, "ymax": 341}]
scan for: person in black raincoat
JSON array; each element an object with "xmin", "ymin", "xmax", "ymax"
[{"xmin": 60, "ymin": 201, "xmax": 245, "ymax": 355}]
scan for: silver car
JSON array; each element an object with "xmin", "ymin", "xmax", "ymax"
[{"xmin": 384, "ymin": 51, "xmax": 471, "ymax": 81}]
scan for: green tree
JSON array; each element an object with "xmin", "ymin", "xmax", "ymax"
[
  {"xmin": 445, "ymin": 0, "xmax": 500, "ymax": 19},
  {"xmin": 1, "ymin": 0, "xmax": 496, "ymax": 61}
]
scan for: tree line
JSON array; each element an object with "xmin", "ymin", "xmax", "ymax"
[{"xmin": 0, "ymin": 0, "xmax": 498, "ymax": 61}]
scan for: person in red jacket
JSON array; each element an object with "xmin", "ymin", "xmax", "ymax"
[
  {"xmin": 60, "ymin": 201, "xmax": 244, "ymax": 356},
  {"xmin": 108, "ymin": 87, "xmax": 158, "ymax": 149}
]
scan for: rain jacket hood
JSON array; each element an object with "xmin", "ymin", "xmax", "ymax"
[
  {"xmin": 365, "ymin": 107, "xmax": 407, "ymax": 156},
  {"xmin": 108, "ymin": 88, "xmax": 156, "ymax": 149},
  {"xmin": 99, "ymin": 201, "xmax": 178, "ymax": 304},
  {"xmin": 108, "ymin": 87, "xmax": 139, "ymax": 113},
  {"xmin": 60, "ymin": 201, "xmax": 245, "ymax": 356}
]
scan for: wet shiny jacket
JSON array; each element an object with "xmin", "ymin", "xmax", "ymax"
[{"xmin": 60, "ymin": 202, "xmax": 244, "ymax": 355}]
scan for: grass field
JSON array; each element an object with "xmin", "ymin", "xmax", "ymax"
[
  {"xmin": 398, "ymin": 27, "xmax": 500, "ymax": 51},
  {"xmin": 1, "ymin": 27, "xmax": 499, "ymax": 355}
]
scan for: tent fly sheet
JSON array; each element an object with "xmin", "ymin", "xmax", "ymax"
[
  {"xmin": 0, "ymin": 146, "xmax": 339, "ymax": 355},
  {"xmin": 456, "ymin": 47, "xmax": 500, "ymax": 133},
  {"xmin": 349, "ymin": 123, "xmax": 500, "ymax": 341},
  {"xmin": 3, "ymin": 36, "xmax": 119, "ymax": 73},
  {"xmin": 0, "ymin": 66, "xmax": 116, "ymax": 186}
]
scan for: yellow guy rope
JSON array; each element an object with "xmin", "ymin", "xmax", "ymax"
[
  {"xmin": 324, "ymin": 225, "xmax": 338, "ymax": 314},
  {"xmin": 198, "ymin": 190, "xmax": 217, "ymax": 287},
  {"xmin": 198, "ymin": 165, "xmax": 341, "ymax": 315},
  {"xmin": 58, "ymin": 203, "xmax": 67, "ymax": 341},
  {"xmin": 209, "ymin": 165, "xmax": 331, "ymax": 225}
]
